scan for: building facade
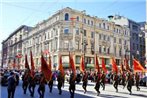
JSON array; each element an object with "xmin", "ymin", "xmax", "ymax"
[
  {"xmin": 1, "ymin": 25, "xmax": 32, "ymax": 68},
  {"xmin": 2, "ymin": 7, "xmax": 130, "ymax": 70},
  {"xmin": 109, "ymin": 15, "xmax": 145, "ymax": 67}
]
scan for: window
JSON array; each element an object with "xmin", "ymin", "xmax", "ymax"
[
  {"xmin": 99, "ymin": 46, "xmax": 101, "ymax": 53},
  {"xmin": 64, "ymin": 28, "xmax": 69, "ymax": 34},
  {"xmin": 84, "ymin": 30, "xmax": 86, "ymax": 36},
  {"xmin": 103, "ymin": 35, "xmax": 106, "ymax": 40},
  {"xmin": 99, "ymin": 34, "xmax": 101, "ymax": 40},
  {"xmin": 99, "ymin": 23, "xmax": 101, "ymax": 28},
  {"xmin": 75, "ymin": 41, "xmax": 79, "ymax": 50},
  {"xmin": 77, "ymin": 16, "xmax": 79, "ymax": 21},
  {"xmin": 91, "ymin": 21, "xmax": 93, "ymax": 26},
  {"xmin": 107, "ymin": 26, "xmax": 109, "ymax": 30},
  {"xmin": 114, "ymin": 37, "xmax": 116, "ymax": 43},
  {"xmin": 76, "ymin": 28, "xmax": 79, "ymax": 35},
  {"xmin": 65, "ymin": 13, "xmax": 69, "ymax": 21},
  {"xmin": 76, "ymin": 56, "xmax": 81, "ymax": 64},
  {"xmin": 19, "ymin": 35, "xmax": 22, "ymax": 40},
  {"xmin": 119, "ymin": 48, "xmax": 122, "ymax": 56},
  {"xmin": 119, "ymin": 39, "xmax": 122, "ymax": 44},
  {"xmin": 91, "ymin": 32, "xmax": 94, "ymax": 38},
  {"xmin": 107, "ymin": 36, "xmax": 110, "ymax": 41},
  {"xmin": 84, "ymin": 18, "xmax": 86, "ymax": 23},
  {"xmin": 103, "ymin": 23, "xmax": 105, "ymax": 29},
  {"xmin": 114, "ymin": 46, "xmax": 116, "ymax": 55},
  {"xmin": 88, "ymin": 20, "xmax": 90, "ymax": 25},
  {"xmin": 64, "ymin": 41, "xmax": 69, "ymax": 50},
  {"xmin": 133, "ymin": 43, "xmax": 135, "ymax": 50},
  {"xmin": 107, "ymin": 47, "xmax": 110, "ymax": 54}
]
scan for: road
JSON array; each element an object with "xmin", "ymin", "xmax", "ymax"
[{"xmin": 1, "ymin": 80, "xmax": 147, "ymax": 98}]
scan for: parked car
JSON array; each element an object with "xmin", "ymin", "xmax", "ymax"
[{"xmin": 140, "ymin": 76, "xmax": 147, "ymax": 86}]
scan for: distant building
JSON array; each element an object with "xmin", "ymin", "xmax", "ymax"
[
  {"xmin": 1, "ymin": 25, "xmax": 32, "ymax": 69},
  {"xmin": 109, "ymin": 15, "xmax": 146, "ymax": 67}
]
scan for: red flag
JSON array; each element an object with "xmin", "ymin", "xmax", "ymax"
[
  {"xmin": 48, "ymin": 54, "xmax": 52, "ymax": 70},
  {"xmin": 80, "ymin": 55, "xmax": 85, "ymax": 73},
  {"xmin": 69, "ymin": 52, "xmax": 76, "ymax": 80},
  {"xmin": 41, "ymin": 55, "xmax": 52, "ymax": 81},
  {"xmin": 101, "ymin": 57, "xmax": 107, "ymax": 73},
  {"xmin": 124, "ymin": 58, "xmax": 130, "ymax": 71},
  {"xmin": 95, "ymin": 54, "xmax": 100, "ymax": 73},
  {"xmin": 25, "ymin": 55, "xmax": 30, "ymax": 70},
  {"xmin": 112, "ymin": 57, "xmax": 118, "ymax": 74},
  {"xmin": 58, "ymin": 54, "xmax": 64, "ymax": 77},
  {"xmin": 30, "ymin": 51, "xmax": 35, "ymax": 77},
  {"xmin": 133, "ymin": 59, "xmax": 145, "ymax": 72}
]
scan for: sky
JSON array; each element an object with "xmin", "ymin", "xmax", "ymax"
[{"xmin": 0, "ymin": 0, "xmax": 146, "ymax": 50}]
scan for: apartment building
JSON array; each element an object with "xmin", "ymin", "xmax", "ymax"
[
  {"xmin": 2, "ymin": 7, "xmax": 130, "ymax": 70},
  {"xmin": 109, "ymin": 15, "xmax": 145, "ymax": 67}
]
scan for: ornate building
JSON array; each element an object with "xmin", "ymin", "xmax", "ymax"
[{"xmin": 2, "ymin": 7, "xmax": 130, "ymax": 70}]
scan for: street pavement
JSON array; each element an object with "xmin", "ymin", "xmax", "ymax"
[{"xmin": 1, "ymin": 80, "xmax": 147, "ymax": 98}]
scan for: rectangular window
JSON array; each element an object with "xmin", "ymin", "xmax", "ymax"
[
  {"xmin": 91, "ymin": 32, "xmax": 94, "ymax": 38},
  {"xmin": 75, "ymin": 41, "xmax": 79, "ymax": 50},
  {"xmin": 64, "ymin": 41, "xmax": 69, "ymax": 50},
  {"xmin": 76, "ymin": 28, "xmax": 79, "ymax": 35},
  {"xmin": 99, "ymin": 46, "xmax": 101, "ymax": 53},
  {"xmin": 114, "ymin": 37, "xmax": 116, "ymax": 43},
  {"xmin": 76, "ymin": 56, "xmax": 81, "ymax": 64},
  {"xmin": 64, "ymin": 28, "xmax": 69, "ymax": 34},
  {"xmin": 84, "ymin": 30, "xmax": 86, "ymax": 36},
  {"xmin": 99, "ymin": 34, "xmax": 101, "ymax": 40},
  {"xmin": 119, "ymin": 39, "xmax": 122, "ymax": 44}
]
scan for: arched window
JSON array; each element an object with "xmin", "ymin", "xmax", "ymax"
[{"xmin": 65, "ymin": 13, "xmax": 69, "ymax": 21}]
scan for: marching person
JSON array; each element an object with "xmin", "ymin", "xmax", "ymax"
[
  {"xmin": 57, "ymin": 72, "xmax": 63, "ymax": 95},
  {"xmin": 7, "ymin": 71, "xmax": 17, "ymax": 98},
  {"xmin": 113, "ymin": 73, "xmax": 119, "ymax": 92},
  {"xmin": 48, "ymin": 75, "xmax": 54, "ymax": 93},
  {"xmin": 22, "ymin": 71, "xmax": 29, "ymax": 94},
  {"xmin": 121, "ymin": 72, "xmax": 126, "ymax": 89},
  {"xmin": 100, "ymin": 71, "xmax": 106, "ymax": 90},
  {"xmin": 69, "ymin": 72, "xmax": 76, "ymax": 98},
  {"xmin": 28, "ymin": 75, "xmax": 36, "ymax": 97},
  {"xmin": 127, "ymin": 72, "xmax": 133, "ymax": 95},
  {"xmin": 82, "ymin": 70, "xmax": 88, "ymax": 93},
  {"xmin": 38, "ymin": 74, "xmax": 46, "ymax": 98},
  {"xmin": 135, "ymin": 72, "xmax": 140, "ymax": 91},
  {"xmin": 94, "ymin": 72, "xmax": 101, "ymax": 96}
]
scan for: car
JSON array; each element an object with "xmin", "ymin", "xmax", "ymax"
[{"xmin": 140, "ymin": 76, "xmax": 147, "ymax": 86}]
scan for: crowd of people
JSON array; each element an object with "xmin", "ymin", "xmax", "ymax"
[{"xmin": 1, "ymin": 68, "xmax": 145, "ymax": 98}]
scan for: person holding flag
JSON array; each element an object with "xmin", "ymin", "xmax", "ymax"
[
  {"xmin": 101, "ymin": 58, "xmax": 107, "ymax": 90},
  {"xmin": 69, "ymin": 52, "xmax": 76, "ymax": 98},
  {"xmin": 135, "ymin": 72, "xmax": 140, "ymax": 91},
  {"xmin": 80, "ymin": 55, "xmax": 88, "ymax": 93},
  {"xmin": 38, "ymin": 73, "xmax": 46, "ymax": 98},
  {"xmin": 112, "ymin": 57, "xmax": 119, "ymax": 92},
  {"xmin": 94, "ymin": 54, "xmax": 101, "ymax": 96},
  {"xmin": 126, "ymin": 71, "xmax": 133, "ymax": 95},
  {"xmin": 82, "ymin": 70, "xmax": 88, "ymax": 94},
  {"xmin": 22, "ymin": 55, "xmax": 30, "ymax": 94}
]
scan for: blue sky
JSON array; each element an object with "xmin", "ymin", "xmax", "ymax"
[{"xmin": 0, "ymin": 0, "xmax": 146, "ymax": 49}]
